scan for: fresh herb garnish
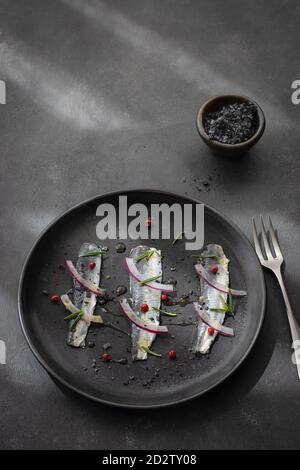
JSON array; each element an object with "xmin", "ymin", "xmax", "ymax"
[
  {"xmin": 153, "ymin": 307, "xmax": 177, "ymax": 317},
  {"xmin": 140, "ymin": 346, "xmax": 162, "ymax": 357},
  {"xmin": 210, "ymin": 292, "xmax": 234, "ymax": 316},
  {"xmin": 191, "ymin": 254, "xmax": 218, "ymax": 260},
  {"xmin": 172, "ymin": 231, "xmax": 184, "ymax": 245},
  {"xmin": 136, "ymin": 249, "xmax": 161, "ymax": 263},
  {"xmin": 64, "ymin": 311, "xmax": 82, "ymax": 321},
  {"xmin": 103, "ymin": 321, "xmax": 130, "ymax": 336},
  {"xmin": 71, "ymin": 312, "xmax": 84, "ymax": 330},
  {"xmin": 136, "ymin": 252, "xmax": 152, "ymax": 262},
  {"xmin": 139, "ymin": 274, "xmax": 161, "ymax": 285},
  {"xmin": 79, "ymin": 250, "xmax": 106, "ymax": 257},
  {"xmin": 210, "ymin": 307, "xmax": 227, "ymax": 313}
]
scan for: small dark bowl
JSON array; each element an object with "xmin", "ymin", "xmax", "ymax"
[{"xmin": 196, "ymin": 94, "xmax": 265, "ymax": 154}]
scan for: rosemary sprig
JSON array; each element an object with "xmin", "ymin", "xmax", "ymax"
[
  {"xmin": 153, "ymin": 307, "xmax": 177, "ymax": 317},
  {"xmin": 136, "ymin": 252, "xmax": 152, "ymax": 262},
  {"xmin": 210, "ymin": 308, "xmax": 227, "ymax": 313},
  {"xmin": 210, "ymin": 292, "xmax": 234, "ymax": 316},
  {"xmin": 64, "ymin": 311, "xmax": 81, "ymax": 321},
  {"xmin": 79, "ymin": 250, "xmax": 106, "ymax": 257},
  {"xmin": 136, "ymin": 249, "xmax": 160, "ymax": 263},
  {"xmin": 140, "ymin": 346, "xmax": 162, "ymax": 357},
  {"xmin": 172, "ymin": 231, "xmax": 184, "ymax": 245},
  {"xmin": 103, "ymin": 321, "xmax": 130, "ymax": 336},
  {"xmin": 71, "ymin": 312, "xmax": 84, "ymax": 330},
  {"xmin": 139, "ymin": 274, "xmax": 161, "ymax": 285}
]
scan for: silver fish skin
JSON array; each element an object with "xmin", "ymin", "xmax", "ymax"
[
  {"xmin": 129, "ymin": 245, "xmax": 162, "ymax": 360},
  {"xmin": 67, "ymin": 242, "xmax": 102, "ymax": 348},
  {"xmin": 192, "ymin": 244, "xmax": 229, "ymax": 354}
]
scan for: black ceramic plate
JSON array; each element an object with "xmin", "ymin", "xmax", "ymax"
[{"xmin": 18, "ymin": 190, "xmax": 265, "ymax": 408}]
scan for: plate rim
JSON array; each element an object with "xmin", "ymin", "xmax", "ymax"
[{"xmin": 18, "ymin": 188, "xmax": 266, "ymax": 409}]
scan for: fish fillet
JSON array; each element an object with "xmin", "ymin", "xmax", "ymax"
[
  {"xmin": 192, "ymin": 244, "xmax": 229, "ymax": 354},
  {"xmin": 67, "ymin": 242, "xmax": 102, "ymax": 347},
  {"xmin": 129, "ymin": 245, "xmax": 162, "ymax": 360}
]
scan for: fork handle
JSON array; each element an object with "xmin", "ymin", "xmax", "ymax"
[{"xmin": 275, "ymin": 269, "xmax": 300, "ymax": 379}]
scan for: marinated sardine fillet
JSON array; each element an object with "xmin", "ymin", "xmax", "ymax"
[
  {"xmin": 68, "ymin": 243, "xmax": 102, "ymax": 347},
  {"xmin": 192, "ymin": 244, "xmax": 229, "ymax": 354},
  {"xmin": 129, "ymin": 246, "xmax": 162, "ymax": 360}
]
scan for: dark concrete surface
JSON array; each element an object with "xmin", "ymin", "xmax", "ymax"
[{"xmin": 1, "ymin": 0, "xmax": 300, "ymax": 450}]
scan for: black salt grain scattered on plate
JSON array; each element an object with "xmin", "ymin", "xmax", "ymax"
[
  {"xmin": 116, "ymin": 285, "xmax": 127, "ymax": 296},
  {"xmin": 204, "ymin": 102, "xmax": 258, "ymax": 144},
  {"xmin": 115, "ymin": 242, "xmax": 126, "ymax": 253},
  {"xmin": 116, "ymin": 358, "xmax": 128, "ymax": 365}
]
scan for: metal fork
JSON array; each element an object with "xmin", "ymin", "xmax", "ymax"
[{"xmin": 252, "ymin": 215, "xmax": 300, "ymax": 379}]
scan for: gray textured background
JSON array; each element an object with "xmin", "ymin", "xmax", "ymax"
[{"xmin": 1, "ymin": 0, "xmax": 300, "ymax": 450}]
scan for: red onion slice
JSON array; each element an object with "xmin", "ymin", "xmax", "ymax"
[
  {"xmin": 193, "ymin": 302, "xmax": 234, "ymax": 337},
  {"xmin": 194, "ymin": 264, "xmax": 247, "ymax": 297},
  {"xmin": 65, "ymin": 260, "xmax": 106, "ymax": 297},
  {"xmin": 61, "ymin": 293, "xmax": 81, "ymax": 315},
  {"xmin": 125, "ymin": 258, "xmax": 174, "ymax": 293},
  {"xmin": 120, "ymin": 298, "xmax": 168, "ymax": 335}
]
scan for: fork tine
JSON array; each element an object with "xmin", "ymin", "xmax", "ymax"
[
  {"xmin": 260, "ymin": 215, "xmax": 273, "ymax": 259},
  {"xmin": 252, "ymin": 217, "xmax": 264, "ymax": 262},
  {"xmin": 268, "ymin": 216, "xmax": 282, "ymax": 258}
]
